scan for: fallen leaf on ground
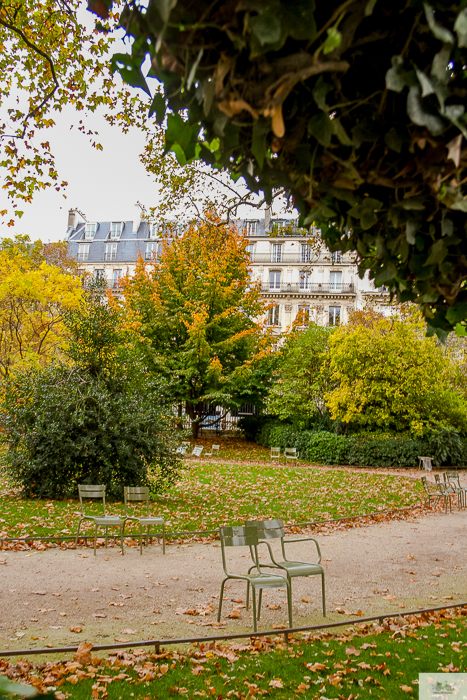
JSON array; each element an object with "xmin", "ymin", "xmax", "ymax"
[
  {"xmin": 74, "ymin": 642, "xmax": 94, "ymax": 664},
  {"xmin": 120, "ymin": 629, "xmax": 137, "ymax": 635},
  {"xmin": 69, "ymin": 626, "xmax": 83, "ymax": 633},
  {"xmin": 269, "ymin": 679, "xmax": 283, "ymax": 688}
]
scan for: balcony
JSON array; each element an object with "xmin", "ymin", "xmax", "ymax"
[
  {"xmin": 251, "ymin": 254, "xmax": 319, "ymax": 264},
  {"xmin": 145, "ymin": 252, "xmax": 159, "ymax": 260},
  {"xmin": 261, "ymin": 282, "xmax": 355, "ymax": 294},
  {"xmin": 105, "ymin": 253, "xmax": 117, "ymax": 261}
]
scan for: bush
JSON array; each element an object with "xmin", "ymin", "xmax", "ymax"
[{"xmin": 256, "ymin": 425, "xmax": 467, "ymax": 468}]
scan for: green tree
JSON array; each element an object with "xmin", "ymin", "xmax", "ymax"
[
  {"xmin": 267, "ymin": 323, "xmax": 335, "ymax": 429},
  {"xmin": 1, "ymin": 283, "xmax": 181, "ymax": 498},
  {"xmin": 101, "ymin": 0, "xmax": 467, "ymax": 335},
  {"xmin": 121, "ymin": 214, "xmax": 272, "ymax": 438},
  {"xmin": 326, "ymin": 310, "xmax": 467, "ymax": 435}
]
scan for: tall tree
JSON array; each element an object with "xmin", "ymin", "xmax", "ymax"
[
  {"xmin": 0, "ymin": 236, "xmax": 82, "ymax": 378},
  {"xmin": 100, "ymin": 0, "xmax": 467, "ymax": 336},
  {"xmin": 267, "ymin": 323, "xmax": 335, "ymax": 429},
  {"xmin": 120, "ymin": 214, "xmax": 272, "ymax": 437},
  {"xmin": 326, "ymin": 309, "xmax": 467, "ymax": 434}
]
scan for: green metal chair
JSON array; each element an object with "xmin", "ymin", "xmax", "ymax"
[
  {"xmin": 270, "ymin": 447, "xmax": 281, "ymax": 462},
  {"xmin": 440, "ymin": 472, "xmax": 464, "ymax": 510},
  {"xmin": 217, "ymin": 525, "xmax": 293, "ymax": 632},
  {"xmin": 122, "ymin": 486, "xmax": 166, "ymax": 555},
  {"xmin": 284, "ymin": 448, "xmax": 299, "ymax": 464},
  {"xmin": 245, "ymin": 519, "xmax": 326, "ymax": 617},
  {"xmin": 421, "ymin": 476, "xmax": 451, "ymax": 513},
  {"xmin": 444, "ymin": 471, "xmax": 467, "ymax": 509},
  {"xmin": 74, "ymin": 485, "xmax": 124, "ymax": 555}
]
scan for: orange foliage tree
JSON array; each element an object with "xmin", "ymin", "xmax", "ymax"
[{"xmin": 120, "ymin": 214, "xmax": 273, "ymax": 438}]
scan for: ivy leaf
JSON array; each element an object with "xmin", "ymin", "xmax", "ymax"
[
  {"xmin": 149, "ymin": 93, "xmax": 166, "ymax": 123},
  {"xmin": 308, "ymin": 113, "xmax": 333, "ymax": 148},
  {"xmin": 406, "ymin": 85, "xmax": 444, "ymax": 135},
  {"xmin": 424, "ymin": 3, "xmax": 454, "ymax": 44},
  {"xmin": 454, "ymin": 8, "xmax": 467, "ymax": 47},
  {"xmin": 425, "ymin": 239, "xmax": 447, "ymax": 265},
  {"xmin": 323, "ymin": 26, "xmax": 342, "ymax": 54},
  {"xmin": 446, "ymin": 302, "xmax": 467, "ymax": 324},
  {"xmin": 386, "ymin": 56, "xmax": 408, "ymax": 92},
  {"xmin": 415, "ymin": 69, "xmax": 434, "ymax": 97},
  {"xmin": 333, "ymin": 118, "xmax": 353, "ymax": 146},
  {"xmin": 249, "ymin": 11, "xmax": 282, "ymax": 46}
]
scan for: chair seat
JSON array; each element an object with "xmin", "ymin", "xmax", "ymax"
[
  {"xmin": 92, "ymin": 516, "xmax": 122, "ymax": 526},
  {"xmin": 132, "ymin": 517, "xmax": 164, "ymax": 525},
  {"xmin": 273, "ymin": 561, "xmax": 322, "ymax": 576},
  {"xmin": 246, "ymin": 573, "xmax": 288, "ymax": 589}
]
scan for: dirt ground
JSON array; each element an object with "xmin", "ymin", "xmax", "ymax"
[{"xmin": 1, "ymin": 504, "xmax": 466, "ymax": 653}]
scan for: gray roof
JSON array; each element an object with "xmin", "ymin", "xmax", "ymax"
[{"xmin": 67, "ymin": 217, "xmax": 299, "ymax": 265}]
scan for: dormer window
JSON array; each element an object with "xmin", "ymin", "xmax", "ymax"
[
  {"xmin": 245, "ymin": 220, "xmax": 258, "ymax": 236},
  {"xmin": 109, "ymin": 222, "xmax": 123, "ymax": 240},
  {"xmin": 147, "ymin": 224, "xmax": 158, "ymax": 240},
  {"xmin": 84, "ymin": 223, "xmax": 97, "ymax": 241}
]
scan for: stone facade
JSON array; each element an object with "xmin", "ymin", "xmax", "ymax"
[{"xmin": 66, "ymin": 209, "xmax": 389, "ymax": 329}]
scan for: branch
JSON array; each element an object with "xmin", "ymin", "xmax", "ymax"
[{"xmin": 0, "ymin": 12, "xmax": 60, "ymax": 140}]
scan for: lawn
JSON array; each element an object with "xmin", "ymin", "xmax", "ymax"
[
  {"xmin": 0, "ymin": 461, "xmax": 422, "ymax": 541},
  {"xmin": 1, "ymin": 608, "xmax": 465, "ymax": 699}
]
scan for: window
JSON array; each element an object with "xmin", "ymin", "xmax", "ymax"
[
  {"xmin": 94, "ymin": 269, "xmax": 105, "ymax": 281},
  {"xmin": 105, "ymin": 243, "xmax": 117, "ymax": 261},
  {"xmin": 112, "ymin": 269, "xmax": 122, "ymax": 288},
  {"xmin": 330, "ymin": 271, "xmax": 342, "ymax": 291},
  {"xmin": 299, "ymin": 271, "xmax": 311, "ymax": 290},
  {"xmin": 145, "ymin": 242, "xmax": 161, "ymax": 260},
  {"xmin": 271, "ymin": 244, "xmax": 282, "ymax": 263},
  {"xmin": 245, "ymin": 243, "xmax": 255, "ymax": 259},
  {"xmin": 147, "ymin": 224, "xmax": 158, "ymax": 240},
  {"xmin": 329, "ymin": 306, "xmax": 341, "ymax": 326},
  {"xmin": 331, "ymin": 251, "xmax": 342, "ymax": 263},
  {"xmin": 78, "ymin": 243, "xmax": 89, "ymax": 262},
  {"xmin": 245, "ymin": 220, "xmax": 258, "ymax": 236},
  {"xmin": 301, "ymin": 244, "xmax": 312, "ymax": 263},
  {"xmin": 297, "ymin": 304, "xmax": 310, "ymax": 325},
  {"xmin": 269, "ymin": 270, "xmax": 281, "ymax": 290},
  {"xmin": 84, "ymin": 223, "xmax": 97, "ymax": 241},
  {"xmin": 268, "ymin": 304, "xmax": 280, "ymax": 326},
  {"xmin": 109, "ymin": 222, "xmax": 123, "ymax": 240}
]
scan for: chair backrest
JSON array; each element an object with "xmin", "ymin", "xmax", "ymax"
[
  {"xmin": 219, "ymin": 526, "xmax": 259, "ymax": 575},
  {"xmin": 78, "ymin": 484, "xmax": 106, "ymax": 516},
  {"xmin": 445, "ymin": 470, "xmax": 459, "ymax": 482},
  {"xmin": 284, "ymin": 448, "xmax": 297, "ymax": 456},
  {"xmin": 270, "ymin": 447, "xmax": 280, "ymax": 457},
  {"xmin": 124, "ymin": 486, "xmax": 150, "ymax": 516},
  {"xmin": 245, "ymin": 519, "xmax": 285, "ymax": 540},
  {"xmin": 192, "ymin": 446, "xmax": 203, "ymax": 457},
  {"xmin": 212, "ymin": 444, "xmax": 220, "ymax": 454},
  {"xmin": 176, "ymin": 445, "xmax": 188, "ymax": 455}
]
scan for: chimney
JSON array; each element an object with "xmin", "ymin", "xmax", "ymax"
[
  {"xmin": 68, "ymin": 208, "xmax": 77, "ymax": 230},
  {"xmin": 265, "ymin": 206, "xmax": 271, "ymax": 232},
  {"xmin": 133, "ymin": 201, "xmax": 147, "ymax": 234}
]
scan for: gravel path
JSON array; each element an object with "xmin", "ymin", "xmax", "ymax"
[{"xmin": 1, "ymin": 506, "xmax": 466, "ymax": 653}]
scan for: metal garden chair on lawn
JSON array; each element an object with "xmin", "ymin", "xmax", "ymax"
[
  {"xmin": 284, "ymin": 448, "xmax": 299, "ymax": 464},
  {"xmin": 217, "ymin": 525, "xmax": 293, "ymax": 632},
  {"xmin": 437, "ymin": 473, "xmax": 464, "ymax": 510},
  {"xmin": 122, "ymin": 486, "xmax": 166, "ymax": 555},
  {"xmin": 205, "ymin": 444, "xmax": 220, "ymax": 458},
  {"xmin": 74, "ymin": 485, "xmax": 124, "ymax": 555},
  {"xmin": 444, "ymin": 471, "xmax": 467, "ymax": 509},
  {"xmin": 270, "ymin": 447, "xmax": 281, "ymax": 463},
  {"xmin": 420, "ymin": 476, "xmax": 452, "ymax": 513},
  {"xmin": 245, "ymin": 519, "xmax": 326, "ymax": 617}
]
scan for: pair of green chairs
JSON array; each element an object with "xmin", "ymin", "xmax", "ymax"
[
  {"xmin": 74, "ymin": 485, "xmax": 165, "ymax": 556},
  {"xmin": 217, "ymin": 519, "xmax": 326, "ymax": 632}
]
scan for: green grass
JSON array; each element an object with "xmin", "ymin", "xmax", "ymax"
[
  {"xmin": 2, "ymin": 610, "xmax": 466, "ymax": 699},
  {"xmin": 0, "ymin": 462, "xmax": 422, "ymax": 540}
]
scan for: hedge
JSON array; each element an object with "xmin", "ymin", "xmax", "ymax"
[{"xmin": 256, "ymin": 423, "xmax": 467, "ymax": 468}]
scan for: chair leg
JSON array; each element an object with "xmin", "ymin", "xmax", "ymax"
[
  {"xmin": 120, "ymin": 525, "xmax": 124, "ymax": 555},
  {"xmin": 139, "ymin": 523, "xmax": 143, "ymax": 556},
  {"xmin": 286, "ymin": 581, "xmax": 293, "ymax": 629},
  {"xmin": 74, "ymin": 519, "xmax": 83, "ymax": 548},
  {"xmin": 105, "ymin": 528, "xmax": 108, "ymax": 549},
  {"xmin": 251, "ymin": 587, "xmax": 257, "ymax": 633},
  {"xmin": 162, "ymin": 522, "xmax": 165, "ymax": 555},
  {"xmin": 218, "ymin": 579, "xmax": 227, "ymax": 622},
  {"xmin": 147, "ymin": 525, "xmax": 150, "ymax": 549},
  {"xmin": 321, "ymin": 572, "xmax": 326, "ymax": 617},
  {"xmin": 94, "ymin": 523, "xmax": 98, "ymax": 556},
  {"xmin": 246, "ymin": 581, "xmax": 250, "ymax": 611},
  {"xmin": 257, "ymin": 589, "xmax": 262, "ymax": 621}
]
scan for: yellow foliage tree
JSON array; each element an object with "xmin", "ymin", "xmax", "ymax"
[
  {"xmin": 120, "ymin": 213, "xmax": 273, "ymax": 437},
  {"xmin": 0, "ymin": 237, "xmax": 82, "ymax": 378},
  {"xmin": 326, "ymin": 310, "xmax": 467, "ymax": 435}
]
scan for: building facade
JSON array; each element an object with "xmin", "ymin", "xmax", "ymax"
[{"xmin": 66, "ymin": 208, "xmax": 389, "ymax": 329}]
